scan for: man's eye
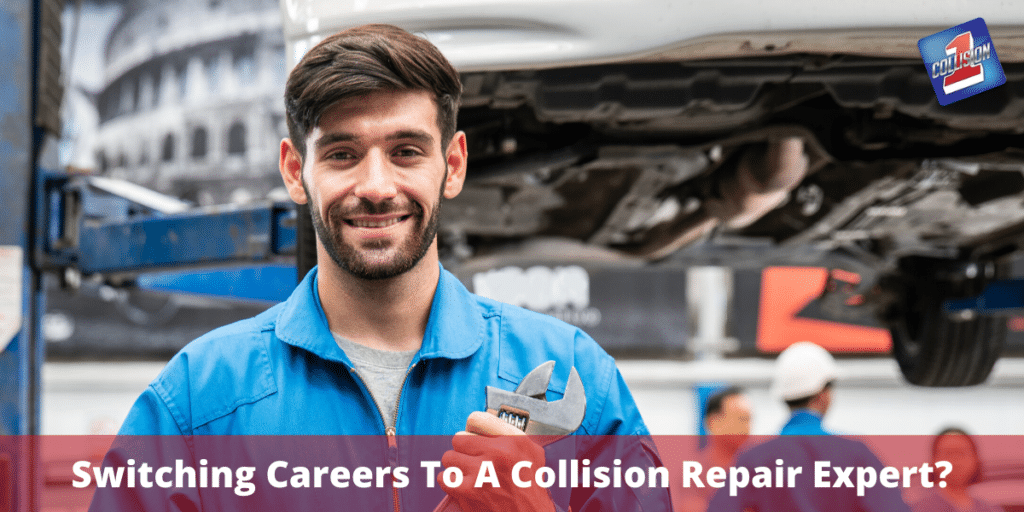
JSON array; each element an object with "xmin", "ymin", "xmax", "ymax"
[
  {"xmin": 394, "ymin": 147, "xmax": 422, "ymax": 158},
  {"xmin": 328, "ymin": 151, "xmax": 353, "ymax": 160}
]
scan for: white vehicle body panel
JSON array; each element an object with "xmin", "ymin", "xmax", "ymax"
[{"xmin": 280, "ymin": 0, "xmax": 1024, "ymax": 69}]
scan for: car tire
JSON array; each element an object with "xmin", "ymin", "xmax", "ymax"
[{"xmin": 882, "ymin": 257, "xmax": 1006, "ymax": 387}]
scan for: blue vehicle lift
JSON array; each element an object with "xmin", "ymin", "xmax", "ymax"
[
  {"xmin": 1, "ymin": 1, "xmax": 300, "ymax": 509},
  {"xmin": 36, "ymin": 172, "xmax": 298, "ymax": 280},
  {"xmin": 1, "ymin": 0, "xmax": 44, "ymax": 508},
  {"xmin": 944, "ymin": 280, "xmax": 1024, "ymax": 316}
]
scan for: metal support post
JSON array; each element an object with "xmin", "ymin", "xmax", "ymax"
[{"xmin": 0, "ymin": 1, "xmax": 45, "ymax": 511}]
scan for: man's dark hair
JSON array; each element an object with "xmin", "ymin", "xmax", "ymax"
[
  {"xmin": 704, "ymin": 386, "xmax": 745, "ymax": 418},
  {"xmin": 784, "ymin": 380, "xmax": 833, "ymax": 410},
  {"xmin": 932, "ymin": 427, "xmax": 983, "ymax": 484},
  {"xmin": 284, "ymin": 24, "xmax": 462, "ymax": 160}
]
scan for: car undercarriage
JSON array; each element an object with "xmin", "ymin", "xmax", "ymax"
[{"xmin": 429, "ymin": 56, "xmax": 1024, "ymax": 386}]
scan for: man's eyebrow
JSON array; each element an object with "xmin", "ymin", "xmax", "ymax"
[
  {"xmin": 313, "ymin": 130, "xmax": 434, "ymax": 151},
  {"xmin": 314, "ymin": 132, "xmax": 358, "ymax": 152},
  {"xmin": 386, "ymin": 130, "xmax": 434, "ymax": 145}
]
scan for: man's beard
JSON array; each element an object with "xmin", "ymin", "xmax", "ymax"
[{"xmin": 304, "ymin": 171, "xmax": 445, "ymax": 280}]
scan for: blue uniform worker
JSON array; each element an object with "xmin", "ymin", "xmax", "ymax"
[
  {"xmin": 117, "ymin": 266, "xmax": 650, "ymax": 438},
  {"xmin": 780, "ymin": 410, "xmax": 831, "ymax": 436},
  {"xmin": 706, "ymin": 434, "xmax": 911, "ymax": 512},
  {"xmin": 95, "ymin": 23, "xmax": 670, "ymax": 512},
  {"xmin": 707, "ymin": 342, "xmax": 910, "ymax": 511},
  {"xmin": 99, "ymin": 266, "xmax": 667, "ymax": 511}
]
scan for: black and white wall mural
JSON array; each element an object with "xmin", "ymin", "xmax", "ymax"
[{"xmin": 47, "ymin": 0, "xmax": 287, "ymax": 359}]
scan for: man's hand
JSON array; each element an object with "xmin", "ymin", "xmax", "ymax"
[{"xmin": 439, "ymin": 411, "xmax": 556, "ymax": 512}]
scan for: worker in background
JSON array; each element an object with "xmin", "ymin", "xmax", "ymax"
[
  {"xmin": 678, "ymin": 386, "xmax": 752, "ymax": 512},
  {"xmin": 912, "ymin": 428, "xmax": 1001, "ymax": 512},
  {"xmin": 93, "ymin": 24, "xmax": 668, "ymax": 512},
  {"xmin": 703, "ymin": 386, "xmax": 752, "ymax": 466},
  {"xmin": 772, "ymin": 341, "xmax": 840, "ymax": 435},
  {"xmin": 707, "ymin": 341, "xmax": 910, "ymax": 511}
]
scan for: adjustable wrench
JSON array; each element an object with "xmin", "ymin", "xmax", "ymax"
[
  {"xmin": 433, "ymin": 361, "xmax": 586, "ymax": 511},
  {"xmin": 486, "ymin": 360, "xmax": 587, "ymax": 437}
]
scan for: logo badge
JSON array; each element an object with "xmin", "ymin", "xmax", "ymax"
[{"xmin": 918, "ymin": 18, "xmax": 1006, "ymax": 105}]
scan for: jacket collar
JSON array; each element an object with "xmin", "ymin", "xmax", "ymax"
[
  {"xmin": 275, "ymin": 264, "xmax": 485, "ymax": 365},
  {"xmin": 787, "ymin": 409, "xmax": 823, "ymax": 426}
]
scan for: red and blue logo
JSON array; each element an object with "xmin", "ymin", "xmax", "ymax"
[{"xmin": 918, "ymin": 18, "xmax": 1005, "ymax": 105}]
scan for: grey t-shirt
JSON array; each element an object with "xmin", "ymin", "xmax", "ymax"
[{"xmin": 333, "ymin": 333, "xmax": 417, "ymax": 429}]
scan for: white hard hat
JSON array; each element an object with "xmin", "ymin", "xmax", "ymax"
[{"xmin": 771, "ymin": 341, "xmax": 841, "ymax": 401}]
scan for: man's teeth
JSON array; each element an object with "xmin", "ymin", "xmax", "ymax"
[{"xmin": 351, "ymin": 217, "xmax": 402, "ymax": 228}]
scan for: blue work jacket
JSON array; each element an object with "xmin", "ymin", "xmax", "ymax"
[
  {"xmin": 779, "ymin": 410, "xmax": 832, "ymax": 436},
  {"xmin": 706, "ymin": 434, "xmax": 911, "ymax": 512},
  {"xmin": 709, "ymin": 410, "xmax": 910, "ymax": 511},
  {"xmin": 105, "ymin": 266, "xmax": 669, "ymax": 511},
  {"xmin": 119, "ymin": 265, "xmax": 647, "ymax": 437}
]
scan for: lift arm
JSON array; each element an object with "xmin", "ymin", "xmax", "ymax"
[{"xmin": 36, "ymin": 172, "xmax": 298, "ymax": 279}]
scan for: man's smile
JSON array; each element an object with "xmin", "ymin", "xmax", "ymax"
[{"xmin": 344, "ymin": 214, "xmax": 412, "ymax": 229}]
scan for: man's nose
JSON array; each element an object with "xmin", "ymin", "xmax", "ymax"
[{"xmin": 351, "ymin": 150, "xmax": 399, "ymax": 202}]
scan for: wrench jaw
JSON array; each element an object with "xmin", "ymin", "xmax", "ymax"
[
  {"xmin": 561, "ymin": 367, "xmax": 585, "ymax": 423},
  {"xmin": 515, "ymin": 360, "xmax": 555, "ymax": 400},
  {"xmin": 485, "ymin": 362, "xmax": 587, "ymax": 439}
]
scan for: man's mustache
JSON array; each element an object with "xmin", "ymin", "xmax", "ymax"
[{"xmin": 328, "ymin": 198, "xmax": 424, "ymax": 220}]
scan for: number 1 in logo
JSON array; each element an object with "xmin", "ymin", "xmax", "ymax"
[{"xmin": 943, "ymin": 31, "xmax": 984, "ymax": 94}]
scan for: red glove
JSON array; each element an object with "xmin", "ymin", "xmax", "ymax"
[{"xmin": 437, "ymin": 411, "xmax": 556, "ymax": 512}]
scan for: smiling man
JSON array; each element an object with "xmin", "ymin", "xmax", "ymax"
[
  {"xmin": 109, "ymin": 24, "xmax": 668, "ymax": 512},
  {"xmin": 297, "ymin": 91, "xmax": 451, "ymax": 282},
  {"xmin": 282, "ymin": 88, "xmax": 464, "ymax": 355}
]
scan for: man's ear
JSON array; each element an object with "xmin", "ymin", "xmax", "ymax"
[
  {"xmin": 279, "ymin": 138, "xmax": 308, "ymax": 204},
  {"xmin": 704, "ymin": 414, "xmax": 718, "ymax": 435},
  {"xmin": 443, "ymin": 131, "xmax": 467, "ymax": 199}
]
